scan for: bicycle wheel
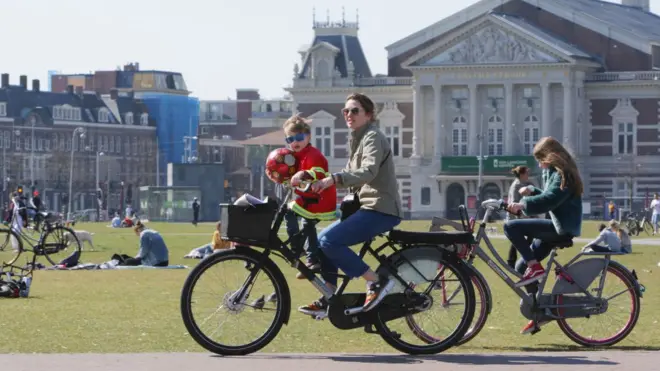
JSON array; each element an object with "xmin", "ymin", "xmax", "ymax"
[
  {"xmin": 180, "ymin": 248, "xmax": 291, "ymax": 356},
  {"xmin": 405, "ymin": 264, "xmax": 490, "ymax": 347},
  {"xmin": 41, "ymin": 226, "xmax": 81, "ymax": 266},
  {"xmin": 643, "ymin": 220, "xmax": 653, "ymax": 236},
  {"xmin": 0, "ymin": 227, "xmax": 23, "ymax": 266},
  {"xmin": 373, "ymin": 246, "xmax": 476, "ymax": 355},
  {"xmin": 556, "ymin": 261, "xmax": 641, "ymax": 347}
]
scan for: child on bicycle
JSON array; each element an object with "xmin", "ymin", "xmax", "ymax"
[
  {"xmin": 277, "ymin": 115, "xmax": 337, "ymax": 279},
  {"xmin": 503, "ymin": 136, "xmax": 583, "ymax": 335}
]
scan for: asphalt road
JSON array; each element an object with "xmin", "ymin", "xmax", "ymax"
[{"xmin": 0, "ymin": 351, "xmax": 656, "ymax": 371}]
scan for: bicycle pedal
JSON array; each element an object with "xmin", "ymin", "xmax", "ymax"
[
  {"xmin": 363, "ymin": 324, "xmax": 378, "ymax": 334},
  {"xmin": 530, "ymin": 327, "xmax": 542, "ymax": 335}
]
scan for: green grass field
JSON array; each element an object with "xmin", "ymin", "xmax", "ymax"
[{"xmin": 0, "ymin": 220, "xmax": 658, "ymax": 354}]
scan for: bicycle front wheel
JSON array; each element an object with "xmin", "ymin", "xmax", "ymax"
[
  {"xmin": 41, "ymin": 226, "xmax": 81, "ymax": 266},
  {"xmin": 180, "ymin": 248, "xmax": 291, "ymax": 356}
]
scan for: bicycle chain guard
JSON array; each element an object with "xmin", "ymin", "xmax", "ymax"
[{"xmin": 327, "ymin": 292, "xmax": 426, "ymax": 330}]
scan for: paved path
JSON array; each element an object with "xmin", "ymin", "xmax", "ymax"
[{"xmin": 0, "ymin": 351, "xmax": 656, "ymax": 371}]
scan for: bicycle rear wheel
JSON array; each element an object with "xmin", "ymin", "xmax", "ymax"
[
  {"xmin": 41, "ymin": 226, "xmax": 81, "ymax": 266},
  {"xmin": 0, "ymin": 228, "xmax": 23, "ymax": 266},
  {"xmin": 556, "ymin": 261, "xmax": 641, "ymax": 347},
  {"xmin": 373, "ymin": 246, "xmax": 476, "ymax": 355},
  {"xmin": 180, "ymin": 248, "xmax": 291, "ymax": 356}
]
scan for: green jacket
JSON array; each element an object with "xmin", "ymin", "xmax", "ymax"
[
  {"xmin": 521, "ymin": 167, "xmax": 583, "ymax": 237},
  {"xmin": 333, "ymin": 122, "xmax": 403, "ymax": 218}
]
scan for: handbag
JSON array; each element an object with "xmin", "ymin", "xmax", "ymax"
[{"xmin": 339, "ymin": 149, "xmax": 391, "ymax": 221}]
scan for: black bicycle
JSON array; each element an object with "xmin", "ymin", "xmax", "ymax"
[
  {"xmin": 0, "ymin": 204, "xmax": 81, "ymax": 268},
  {"xmin": 180, "ymin": 183, "xmax": 477, "ymax": 356}
]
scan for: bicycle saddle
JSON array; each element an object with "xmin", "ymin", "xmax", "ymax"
[
  {"xmin": 389, "ymin": 230, "xmax": 473, "ymax": 245},
  {"xmin": 544, "ymin": 237, "xmax": 574, "ymax": 249}
]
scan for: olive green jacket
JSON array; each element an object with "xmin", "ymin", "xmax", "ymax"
[{"xmin": 333, "ymin": 122, "xmax": 403, "ymax": 218}]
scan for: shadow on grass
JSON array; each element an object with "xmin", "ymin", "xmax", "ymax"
[{"xmin": 232, "ymin": 352, "xmax": 617, "ymax": 366}]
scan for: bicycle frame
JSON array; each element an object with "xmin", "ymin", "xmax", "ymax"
[
  {"xmin": 229, "ymin": 185, "xmax": 443, "ymax": 313},
  {"xmin": 467, "ymin": 200, "xmax": 627, "ymax": 311}
]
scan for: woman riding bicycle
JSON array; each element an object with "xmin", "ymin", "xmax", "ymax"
[
  {"xmin": 296, "ymin": 93, "xmax": 403, "ymax": 319},
  {"xmin": 503, "ymin": 136, "xmax": 583, "ymax": 334}
]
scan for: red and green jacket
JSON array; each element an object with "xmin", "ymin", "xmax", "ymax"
[{"xmin": 288, "ymin": 144, "xmax": 337, "ymax": 221}]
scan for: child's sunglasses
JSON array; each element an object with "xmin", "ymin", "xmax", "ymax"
[
  {"xmin": 285, "ymin": 133, "xmax": 307, "ymax": 144},
  {"xmin": 342, "ymin": 107, "xmax": 360, "ymax": 115}
]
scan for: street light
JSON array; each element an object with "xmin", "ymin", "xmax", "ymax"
[
  {"xmin": 67, "ymin": 127, "xmax": 85, "ymax": 221},
  {"xmin": 183, "ymin": 135, "xmax": 197, "ymax": 164},
  {"xmin": 95, "ymin": 151, "xmax": 105, "ymax": 221}
]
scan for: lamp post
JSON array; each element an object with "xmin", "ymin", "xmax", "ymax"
[
  {"xmin": 183, "ymin": 135, "xmax": 197, "ymax": 163},
  {"xmin": 95, "ymin": 151, "xmax": 104, "ymax": 221},
  {"xmin": 67, "ymin": 127, "xmax": 85, "ymax": 221},
  {"xmin": 29, "ymin": 115, "xmax": 36, "ymax": 188}
]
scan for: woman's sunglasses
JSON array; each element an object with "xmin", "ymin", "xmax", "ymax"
[
  {"xmin": 342, "ymin": 107, "xmax": 360, "ymax": 115},
  {"xmin": 285, "ymin": 133, "xmax": 307, "ymax": 144}
]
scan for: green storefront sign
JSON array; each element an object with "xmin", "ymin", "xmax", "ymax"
[{"xmin": 441, "ymin": 156, "xmax": 537, "ymax": 174}]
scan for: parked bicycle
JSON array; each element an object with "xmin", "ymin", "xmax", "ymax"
[
  {"xmin": 180, "ymin": 183, "xmax": 478, "ymax": 356},
  {"xmin": 413, "ymin": 199, "xmax": 644, "ymax": 347},
  {"xmin": 0, "ymin": 201, "xmax": 81, "ymax": 268},
  {"xmin": 625, "ymin": 211, "xmax": 652, "ymax": 236}
]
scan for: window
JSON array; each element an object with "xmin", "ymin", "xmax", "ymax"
[
  {"xmin": 140, "ymin": 113, "xmax": 148, "ymax": 126},
  {"xmin": 115, "ymin": 135, "xmax": 121, "ymax": 152},
  {"xmin": 0, "ymin": 102, "xmax": 6, "ymax": 116},
  {"xmin": 383, "ymin": 125, "xmax": 401, "ymax": 156},
  {"xmin": 452, "ymin": 116, "xmax": 467, "ymax": 156},
  {"xmin": 314, "ymin": 126, "xmax": 332, "ymax": 157},
  {"xmin": 53, "ymin": 105, "xmax": 82, "ymax": 121},
  {"xmin": 109, "ymin": 136, "xmax": 115, "ymax": 153},
  {"xmin": 4, "ymin": 132, "xmax": 9, "ymax": 149},
  {"xmin": 125, "ymin": 113, "xmax": 134, "ymax": 125},
  {"xmin": 523, "ymin": 115, "xmax": 540, "ymax": 155},
  {"xmin": 616, "ymin": 122, "xmax": 635, "ymax": 155},
  {"xmin": 487, "ymin": 115, "xmax": 503, "ymax": 156},
  {"xmin": 132, "ymin": 137, "xmax": 138, "ymax": 154},
  {"xmin": 24, "ymin": 135, "xmax": 30, "ymax": 150},
  {"xmin": 98, "ymin": 109, "xmax": 109, "ymax": 123},
  {"xmin": 201, "ymin": 126, "xmax": 209, "ymax": 135},
  {"xmin": 421, "ymin": 187, "xmax": 431, "ymax": 205},
  {"xmin": 14, "ymin": 136, "xmax": 20, "ymax": 151}
]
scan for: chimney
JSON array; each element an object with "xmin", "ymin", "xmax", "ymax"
[
  {"xmin": 75, "ymin": 86, "xmax": 83, "ymax": 96},
  {"xmin": 622, "ymin": 0, "xmax": 650, "ymax": 12},
  {"xmin": 1, "ymin": 74, "xmax": 8, "ymax": 88},
  {"xmin": 32, "ymin": 79, "xmax": 40, "ymax": 92},
  {"xmin": 66, "ymin": 85, "xmax": 74, "ymax": 94},
  {"xmin": 110, "ymin": 88, "xmax": 118, "ymax": 100},
  {"xmin": 19, "ymin": 75, "xmax": 27, "ymax": 89}
]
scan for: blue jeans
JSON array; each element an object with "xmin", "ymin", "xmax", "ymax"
[
  {"xmin": 317, "ymin": 209, "xmax": 402, "ymax": 286},
  {"xmin": 503, "ymin": 218, "xmax": 572, "ymax": 275},
  {"xmin": 285, "ymin": 210, "xmax": 320, "ymax": 264}
]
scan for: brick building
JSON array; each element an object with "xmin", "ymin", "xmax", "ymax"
[{"xmin": 0, "ymin": 73, "xmax": 156, "ymax": 215}]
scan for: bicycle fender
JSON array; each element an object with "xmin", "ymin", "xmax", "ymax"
[{"xmin": 552, "ymin": 258, "xmax": 607, "ymax": 295}]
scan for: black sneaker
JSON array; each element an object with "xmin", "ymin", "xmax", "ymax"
[
  {"xmin": 298, "ymin": 297, "xmax": 328, "ymax": 318},
  {"xmin": 363, "ymin": 277, "xmax": 395, "ymax": 312}
]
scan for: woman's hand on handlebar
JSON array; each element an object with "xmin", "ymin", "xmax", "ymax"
[{"xmin": 507, "ymin": 202, "xmax": 524, "ymax": 215}]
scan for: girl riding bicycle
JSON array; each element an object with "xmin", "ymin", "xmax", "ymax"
[{"xmin": 503, "ymin": 136, "xmax": 583, "ymax": 334}]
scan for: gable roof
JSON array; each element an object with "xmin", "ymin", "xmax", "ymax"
[{"xmin": 386, "ymin": 0, "xmax": 660, "ymax": 58}]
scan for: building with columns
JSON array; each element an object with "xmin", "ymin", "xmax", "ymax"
[{"xmin": 287, "ymin": 0, "xmax": 660, "ymax": 219}]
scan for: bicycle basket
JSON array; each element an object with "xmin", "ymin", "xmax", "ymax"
[{"xmin": 219, "ymin": 202, "xmax": 277, "ymax": 246}]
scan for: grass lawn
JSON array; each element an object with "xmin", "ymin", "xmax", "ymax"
[{"xmin": 0, "ymin": 220, "xmax": 658, "ymax": 354}]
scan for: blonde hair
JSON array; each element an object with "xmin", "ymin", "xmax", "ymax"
[
  {"xmin": 609, "ymin": 219, "xmax": 623, "ymax": 239},
  {"xmin": 283, "ymin": 114, "xmax": 312, "ymax": 134},
  {"xmin": 532, "ymin": 136, "xmax": 584, "ymax": 196}
]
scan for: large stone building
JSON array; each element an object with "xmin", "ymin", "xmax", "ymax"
[
  {"xmin": 0, "ymin": 73, "xmax": 156, "ymax": 215},
  {"xmin": 286, "ymin": 0, "xmax": 660, "ymax": 219}
]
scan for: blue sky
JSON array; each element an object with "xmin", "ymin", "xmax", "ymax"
[{"xmin": 0, "ymin": 0, "xmax": 647, "ymax": 100}]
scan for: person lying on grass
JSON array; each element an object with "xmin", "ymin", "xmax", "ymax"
[{"xmin": 120, "ymin": 220, "xmax": 169, "ymax": 267}]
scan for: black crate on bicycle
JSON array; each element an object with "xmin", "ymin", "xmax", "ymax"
[{"xmin": 219, "ymin": 199, "xmax": 278, "ymax": 246}]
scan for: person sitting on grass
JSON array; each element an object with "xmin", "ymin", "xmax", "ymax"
[
  {"xmin": 121, "ymin": 220, "xmax": 169, "ymax": 267},
  {"xmin": 582, "ymin": 220, "xmax": 631, "ymax": 254}
]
